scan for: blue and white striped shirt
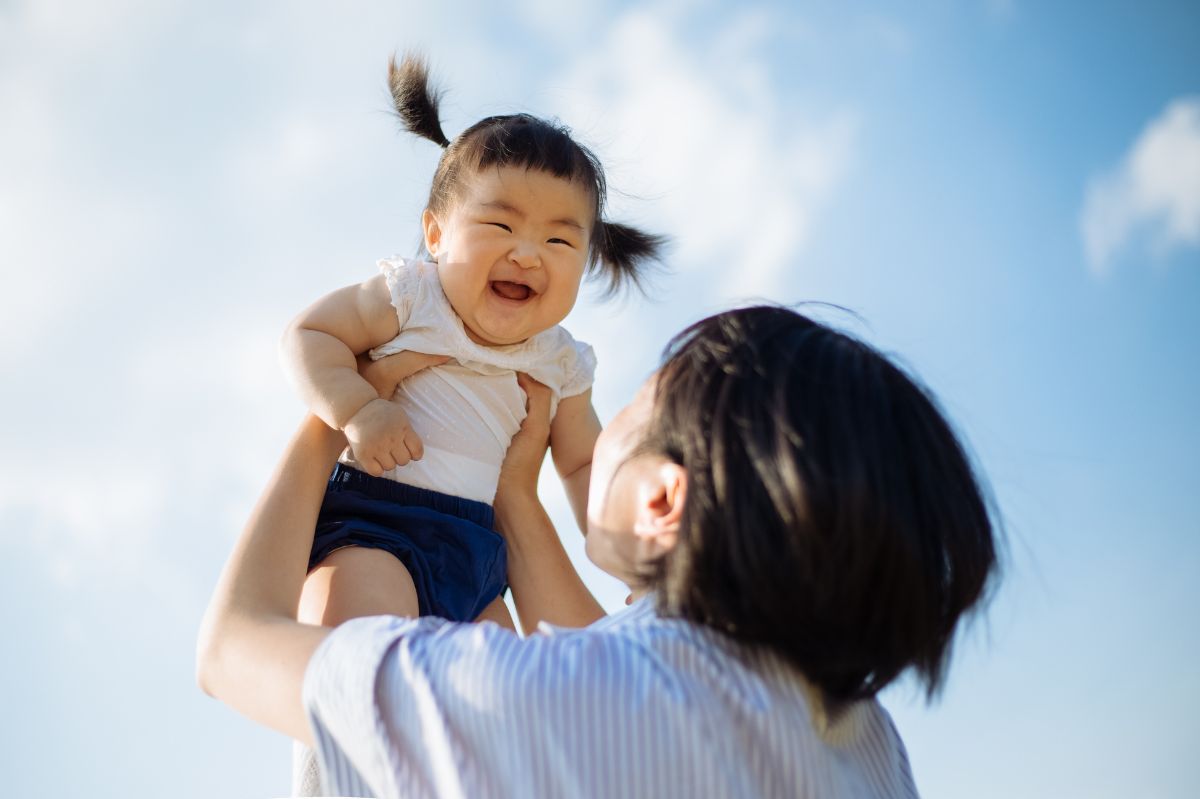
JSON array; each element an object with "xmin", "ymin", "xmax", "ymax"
[{"xmin": 302, "ymin": 597, "xmax": 919, "ymax": 798}]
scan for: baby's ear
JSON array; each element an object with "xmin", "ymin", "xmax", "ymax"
[{"xmin": 422, "ymin": 208, "xmax": 443, "ymax": 257}]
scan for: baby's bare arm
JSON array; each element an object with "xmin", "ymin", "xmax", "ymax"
[
  {"xmin": 281, "ymin": 275, "xmax": 431, "ymax": 476},
  {"xmin": 550, "ymin": 390, "xmax": 601, "ymax": 535},
  {"xmin": 281, "ymin": 274, "xmax": 400, "ymax": 429}
]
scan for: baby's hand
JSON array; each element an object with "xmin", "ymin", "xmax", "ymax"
[
  {"xmin": 344, "ymin": 351, "xmax": 449, "ymax": 476},
  {"xmin": 344, "ymin": 399, "xmax": 424, "ymax": 476}
]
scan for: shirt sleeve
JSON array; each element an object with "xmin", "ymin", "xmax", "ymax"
[
  {"xmin": 303, "ymin": 613, "xmax": 642, "ymax": 798},
  {"xmin": 524, "ymin": 332, "xmax": 597, "ymax": 419},
  {"xmin": 558, "ymin": 339, "xmax": 597, "ymax": 399},
  {"xmin": 302, "ymin": 615, "xmax": 426, "ymax": 798},
  {"xmin": 368, "ymin": 257, "xmax": 421, "ymax": 359}
]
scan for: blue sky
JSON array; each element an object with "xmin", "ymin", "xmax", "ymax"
[{"xmin": 1, "ymin": 1, "xmax": 1197, "ymax": 797}]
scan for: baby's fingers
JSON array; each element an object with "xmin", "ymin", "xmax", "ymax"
[
  {"xmin": 402, "ymin": 428, "xmax": 424, "ymax": 462},
  {"xmin": 375, "ymin": 451, "xmax": 399, "ymax": 473}
]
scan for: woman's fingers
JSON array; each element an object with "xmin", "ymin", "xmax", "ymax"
[
  {"xmin": 389, "ymin": 351, "xmax": 451, "ymax": 380},
  {"xmin": 500, "ymin": 373, "xmax": 553, "ymax": 491},
  {"xmin": 357, "ymin": 351, "xmax": 450, "ymax": 398},
  {"xmin": 515, "ymin": 372, "xmax": 552, "ymax": 428}
]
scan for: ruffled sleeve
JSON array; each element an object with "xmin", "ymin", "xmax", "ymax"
[
  {"xmin": 370, "ymin": 257, "xmax": 432, "ymax": 360},
  {"xmin": 559, "ymin": 340, "xmax": 597, "ymax": 398},
  {"xmin": 376, "ymin": 256, "xmax": 422, "ymax": 332},
  {"xmin": 522, "ymin": 329, "xmax": 596, "ymax": 401}
]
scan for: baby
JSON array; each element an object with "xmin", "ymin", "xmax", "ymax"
[{"xmin": 282, "ymin": 54, "xmax": 665, "ymax": 634}]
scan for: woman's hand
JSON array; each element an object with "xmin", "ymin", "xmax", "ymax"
[
  {"xmin": 496, "ymin": 373, "xmax": 553, "ymax": 508},
  {"xmin": 357, "ymin": 350, "xmax": 448, "ymax": 398},
  {"xmin": 494, "ymin": 374, "xmax": 606, "ymax": 632}
]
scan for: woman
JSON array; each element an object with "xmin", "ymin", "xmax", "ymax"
[{"xmin": 197, "ymin": 305, "xmax": 997, "ymax": 798}]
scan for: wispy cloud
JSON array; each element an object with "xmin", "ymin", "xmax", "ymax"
[
  {"xmin": 551, "ymin": 4, "xmax": 858, "ymax": 300},
  {"xmin": 1080, "ymin": 96, "xmax": 1200, "ymax": 276},
  {"xmin": 0, "ymin": 0, "xmax": 184, "ymax": 362},
  {"xmin": 0, "ymin": 317, "xmax": 292, "ymax": 593}
]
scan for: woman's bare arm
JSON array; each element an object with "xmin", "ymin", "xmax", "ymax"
[
  {"xmin": 197, "ymin": 351, "xmax": 449, "ymax": 744},
  {"xmin": 495, "ymin": 375, "xmax": 605, "ymax": 633},
  {"xmin": 195, "ymin": 415, "xmax": 342, "ymax": 745}
]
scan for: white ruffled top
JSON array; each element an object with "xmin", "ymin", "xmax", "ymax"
[{"xmin": 340, "ymin": 257, "xmax": 596, "ymax": 504}]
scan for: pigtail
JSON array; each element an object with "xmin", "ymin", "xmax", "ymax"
[
  {"xmin": 594, "ymin": 221, "xmax": 670, "ymax": 295},
  {"xmin": 388, "ymin": 53, "xmax": 451, "ymax": 148}
]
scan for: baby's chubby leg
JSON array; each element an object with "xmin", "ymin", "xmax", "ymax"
[
  {"xmin": 298, "ymin": 546, "xmax": 419, "ymax": 626},
  {"xmin": 294, "ymin": 546, "xmax": 418, "ymax": 796},
  {"xmin": 292, "ymin": 548, "xmax": 510, "ymax": 795}
]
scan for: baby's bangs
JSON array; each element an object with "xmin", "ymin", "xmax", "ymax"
[{"xmin": 458, "ymin": 115, "xmax": 606, "ymax": 205}]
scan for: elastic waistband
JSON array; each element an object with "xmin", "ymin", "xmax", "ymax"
[{"xmin": 328, "ymin": 463, "xmax": 495, "ymax": 528}]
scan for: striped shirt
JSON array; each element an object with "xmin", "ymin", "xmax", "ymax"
[{"xmin": 302, "ymin": 596, "xmax": 919, "ymax": 798}]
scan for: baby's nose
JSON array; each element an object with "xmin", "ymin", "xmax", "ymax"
[{"xmin": 510, "ymin": 240, "xmax": 541, "ymax": 268}]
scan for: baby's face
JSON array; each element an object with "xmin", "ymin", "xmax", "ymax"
[{"xmin": 424, "ymin": 166, "xmax": 593, "ymax": 346}]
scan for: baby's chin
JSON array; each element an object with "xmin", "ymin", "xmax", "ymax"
[
  {"xmin": 463, "ymin": 304, "xmax": 569, "ymax": 347},
  {"xmin": 461, "ymin": 319, "xmax": 530, "ymax": 348}
]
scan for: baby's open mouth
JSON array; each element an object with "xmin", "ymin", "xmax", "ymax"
[{"xmin": 491, "ymin": 281, "xmax": 534, "ymax": 301}]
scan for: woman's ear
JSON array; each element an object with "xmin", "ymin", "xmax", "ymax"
[
  {"xmin": 633, "ymin": 461, "xmax": 687, "ymax": 556},
  {"xmin": 422, "ymin": 208, "xmax": 443, "ymax": 257}
]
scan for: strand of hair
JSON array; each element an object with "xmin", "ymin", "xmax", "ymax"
[
  {"xmin": 597, "ymin": 221, "xmax": 671, "ymax": 294},
  {"xmin": 388, "ymin": 52, "xmax": 451, "ymax": 148}
]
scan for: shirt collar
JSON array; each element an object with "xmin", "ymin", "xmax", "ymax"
[{"xmin": 537, "ymin": 593, "xmax": 659, "ymax": 636}]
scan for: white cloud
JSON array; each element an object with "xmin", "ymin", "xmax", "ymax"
[
  {"xmin": 1080, "ymin": 96, "xmax": 1200, "ymax": 276},
  {"xmin": 0, "ymin": 2, "xmax": 182, "ymax": 364},
  {"xmin": 0, "ymin": 0, "xmax": 860, "ymax": 617},
  {"xmin": 551, "ymin": 5, "xmax": 858, "ymax": 300},
  {"xmin": 0, "ymin": 305, "xmax": 296, "ymax": 593},
  {"xmin": 1, "ymin": 0, "xmax": 181, "ymax": 55},
  {"xmin": 515, "ymin": 0, "xmax": 611, "ymax": 46}
]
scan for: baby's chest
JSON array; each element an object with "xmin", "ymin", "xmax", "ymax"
[{"xmin": 399, "ymin": 364, "xmax": 527, "ymax": 453}]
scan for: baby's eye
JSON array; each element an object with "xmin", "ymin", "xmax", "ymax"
[
  {"xmin": 487, "ymin": 222, "xmax": 512, "ymax": 232},
  {"xmin": 548, "ymin": 237, "xmax": 575, "ymax": 247}
]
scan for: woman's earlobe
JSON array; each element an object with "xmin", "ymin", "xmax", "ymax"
[
  {"xmin": 662, "ymin": 463, "xmax": 686, "ymax": 521},
  {"xmin": 656, "ymin": 462, "xmax": 686, "ymax": 550},
  {"xmin": 633, "ymin": 462, "xmax": 686, "ymax": 553}
]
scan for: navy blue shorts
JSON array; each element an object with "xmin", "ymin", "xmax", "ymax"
[{"xmin": 309, "ymin": 464, "xmax": 507, "ymax": 622}]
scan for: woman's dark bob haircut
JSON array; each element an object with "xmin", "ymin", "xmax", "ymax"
[
  {"xmin": 642, "ymin": 305, "xmax": 998, "ymax": 704},
  {"xmin": 389, "ymin": 53, "xmax": 667, "ymax": 295}
]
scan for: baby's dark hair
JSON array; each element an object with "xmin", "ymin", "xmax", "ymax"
[{"xmin": 388, "ymin": 53, "xmax": 667, "ymax": 294}]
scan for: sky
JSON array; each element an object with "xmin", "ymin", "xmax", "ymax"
[{"xmin": 1, "ymin": 1, "xmax": 1197, "ymax": 797}]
